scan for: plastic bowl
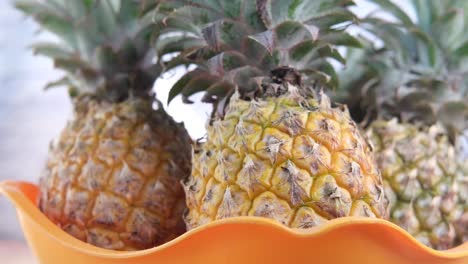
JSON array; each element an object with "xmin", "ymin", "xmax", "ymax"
[{"xmin": 1, "ymin": 180, "xmax": 467, "ymax": 264}]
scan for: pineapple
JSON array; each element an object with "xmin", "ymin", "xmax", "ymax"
[
  {"xmin": 15, "ymin": 0, "xmax": 191, "ymax": 250},
  {"xmin": 337, "ymin": 0, "xmax": 468, "ymax": 249},
  {"xmin": 158, "ymin": 0, "xmax": 388, "ymax": 230}
]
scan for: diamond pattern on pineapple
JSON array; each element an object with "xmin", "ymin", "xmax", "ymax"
[{"xmin": 184, "ymin": 95, "xmax": 387, "ymax": 230}]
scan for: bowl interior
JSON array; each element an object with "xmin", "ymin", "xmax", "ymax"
[{"xmin": 1, "ymin": 180, "xmax": 467, "ymax": 264}]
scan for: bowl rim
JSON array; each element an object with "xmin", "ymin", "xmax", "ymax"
[{"xmin": 1, "ymin": 180, "xmax": 467, "ymax": 259}]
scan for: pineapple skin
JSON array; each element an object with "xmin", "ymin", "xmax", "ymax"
[
  {"xmin": 39, "ymin": 97, "xmax": 192, "ymax": 250},
  {"xmin": 183, "ymin": 93, "xmax": 388, "ymax": 229},
  {"xmin": 367, "ymin": 119, "xmax": 468, "ymax": 250}
]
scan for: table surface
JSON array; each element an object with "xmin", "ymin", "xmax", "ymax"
[{"xmin": 0, "ymin": 241, "xmax": 37, "ymax": 264}]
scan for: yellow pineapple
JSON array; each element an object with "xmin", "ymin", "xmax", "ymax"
[
  {"xmin": 337, "ymin": 0, "xmax": 468, "ymax": 249},
  {"xmin": 159, "ymin": 0, "xmax": 388, "ymax": 229},
  {"xmin": 16, "ymin": 0, "xmax": 191, "ymax": 250}
]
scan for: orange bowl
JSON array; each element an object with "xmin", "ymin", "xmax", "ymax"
[{"xmin": 1, "ymin": 180, "xmax": 467, "ymax": 264}]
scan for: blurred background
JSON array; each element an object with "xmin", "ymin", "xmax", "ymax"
[{"xmin": 0, "ymin": 0, "xmax": 411, "ymax": 259}]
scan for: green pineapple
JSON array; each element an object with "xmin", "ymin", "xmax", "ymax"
[
  {"xmin": 337, "ymin": 0, "xmax": 468, "ymax": 249},
  {"xmin": 15, "ymin": 0, "xmax": 192, "ymax": 250}
]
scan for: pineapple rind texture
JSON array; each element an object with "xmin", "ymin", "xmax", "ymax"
[
  {"xmin": 368, "ymin": 119, "xmax": 468, "ymax": 250},
  {"xmin": 39, "ymin": 97, "xmax": 192, "ymax": 250},
  {"xmin": 184, "ymin": 92, "xmax": 388, "ymax": 230}
]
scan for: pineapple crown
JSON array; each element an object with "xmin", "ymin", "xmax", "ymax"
[
  {"xmin": 156, "ymin": 0, "xmax": 361, "ymax": 117},
  {"xmin": 15, "ymin": 0, "xmax": 167, "ymax": 102},
  {"xmin": 338, "ymin": 0, "xmax": 468, "ymax": 134}
]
